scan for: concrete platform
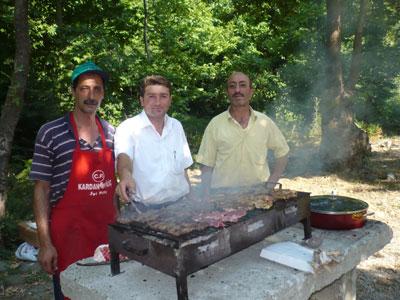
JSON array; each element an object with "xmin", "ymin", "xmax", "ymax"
[{"xmin": 61, "ymin": 220, "xmax": 392, "ymax": 300}]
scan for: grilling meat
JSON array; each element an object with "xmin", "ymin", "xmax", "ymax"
[
  {"xmin": 116, "ymin": 183, "xmax": 298, "ymax": 237},
  {"xmin": 252, "ymin": 195, "xmax": 274, "ymax": 210},
  {"xmin": 192, "ymin": 208, "xmax": 248, "ymax": 228}
]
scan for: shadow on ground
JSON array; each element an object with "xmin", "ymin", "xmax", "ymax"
[
  {"xmin": 0, "ymin": 260, "xmax": 52, "ymax": 299},
  {"xmin": 285, "ymin": 139, "xmax": 400, "ymax": 192},
  {"xmin": 357, "ymin": 265, "xmax": 400, "ymax": 300}
]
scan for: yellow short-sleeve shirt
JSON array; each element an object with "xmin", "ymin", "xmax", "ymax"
[{"xmin": 196, "ymin": 108, "xmax": 289, "ymax": 188}]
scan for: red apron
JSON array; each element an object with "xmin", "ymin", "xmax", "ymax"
[{"xmin": 50, "ymin": 113, "xmax": 116, "ymax": 273}]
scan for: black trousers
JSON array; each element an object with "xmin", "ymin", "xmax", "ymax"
[{"xmin": 52, "ymin": 274, "xmax": 64, "ymax": 299}]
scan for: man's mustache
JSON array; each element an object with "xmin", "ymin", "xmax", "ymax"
[
  {"xmin": 233, "ymin": 93, "xmax": 244, "ymax": 97},
  {"xmin": 83, "ymin": 99, "xmax": 99, "ymax": 105}
]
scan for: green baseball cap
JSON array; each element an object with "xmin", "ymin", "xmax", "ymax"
[{"xmin": 71, "ymin": 61, "xmax": 109, "ymax": 85}]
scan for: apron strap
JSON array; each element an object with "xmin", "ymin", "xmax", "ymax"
[
  {"xmin": 95, "ymin": 116, "xmax": 108, "ymax": 150},
  {"xmin": 69, "ymin": 112, "xmax": 109, "ymax": 150}
]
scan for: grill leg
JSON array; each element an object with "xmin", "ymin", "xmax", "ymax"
[
  {"xmin": 301, "ymin": 216, "xmax": 312, "ymax": 239},
  {"xmin": 176, "ymin": 274, "xmax": 188, "ymax": 300},
  {"xmin": 110, "ymin": 245, "xmax": 120, "ymax": 276}
]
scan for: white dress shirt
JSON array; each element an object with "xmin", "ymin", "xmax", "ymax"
[{"xmin": 114, "ymin": 111, "xmax": 193, "ymax": 204}]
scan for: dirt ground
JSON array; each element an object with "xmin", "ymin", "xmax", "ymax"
[
  {"xmin": 281, "ymin": 138, "xmax": 400, "ymax": 300},
  {"xmin": 189, "ymin": 136, "xmax": 400, "ymax": 300},
  {"xmin": 1, "ymin": 137, "xmax": 399, "ymax": 299}
]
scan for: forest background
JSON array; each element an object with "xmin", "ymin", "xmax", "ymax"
[{"xmin": 0, "ymin": 0, "xmax": 399, "ymax": 252}]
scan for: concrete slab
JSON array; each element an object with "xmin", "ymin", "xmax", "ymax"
[{"xmin": 61, "ymin": 220, "xmax": 392, "ymax": 300}]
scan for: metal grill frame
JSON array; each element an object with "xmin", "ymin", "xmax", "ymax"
[{"xmin": 109, "ymin": 192, "xmax": 311, "ymax": 300}]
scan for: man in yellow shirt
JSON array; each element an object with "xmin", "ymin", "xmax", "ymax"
[{"xmin": 197, "ymin": 71, "xmax": 289, "ymax": 198}]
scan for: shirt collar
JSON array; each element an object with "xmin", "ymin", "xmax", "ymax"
[
  {"xmin": 139, "ymin": 110, "xmax": 170, "ymax": 131},
  {"xmin": 225, "ymin": 106, "xmax": 257, "ymax": 122}
]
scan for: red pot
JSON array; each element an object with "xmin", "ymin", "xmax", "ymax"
[{"xmin": 310, "ymin": 195, "xmax": 369, "ymax": 230}]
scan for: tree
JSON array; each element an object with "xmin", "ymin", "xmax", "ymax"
[
  {"xmin": 0, "ymin": 0, "xmax": 31, "ymax": 228},
  {"xmin": 319, "ymin": 0, "xmax": 370, "ymax": 170},
  {"xmin": 352, "ymin": 0, "xmax": 400, "ymax": 133},
  {"xmin": 143, "ymin": 0, "xmax": 151, "ymax": 61}
]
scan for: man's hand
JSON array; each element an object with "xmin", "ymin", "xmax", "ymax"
[
  {"xmin": 115, "ymin": 179, "xmax": 136, "ymax": 203},
  {"xmin": 33, "ymin": 180, "xmax": 57, "ymax": 274},
  {"xmin": 116, "ymin": 153, "xmax": 136, "ymax": 203},
  {"xmin": 267, "ymin": 154, "xmax": 288, "ymax": 184},
  {"xmin": 38, "ymin": 243, "xmax": 58, "ymax": 274}
]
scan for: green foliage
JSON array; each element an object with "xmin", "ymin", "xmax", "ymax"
[
  {"xmin": 1, "ymin": 0, "xmax": 400, "ymax": 244},
  {"xmin": 6, "ymin": 159, "xmax": 34, "ymax": 221},
  {"xmin": 0, "ymin": 242, "xmax": 15, "ymax": 260},
  {"xmin": 0, "ymin": 1, "xmax": 15, "ymax": 105},
  {"xmin": 350, "ymin": 1, "xmax": 400, "ymax": 134},
  {"xmin": 0, "ymin": 214, "xmax": 20, "ymax": 250},
  {"xmin": 355, "ymin": 120, "xmax": 383, "ymax": 138},
  {"xmin": 173, "ymin": 113, "xmax": 210, "ymax": 155},
  {"xmin": 1, "ymin": 0, "xmax": 395, "ymax": 157},
  {"xmin": 1, "ymin": 159, "xmax": 34, "ymax": 247}
]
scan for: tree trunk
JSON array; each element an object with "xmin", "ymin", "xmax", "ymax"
[
  {"xmin": 56, "ymin": 0, "xmax": 63, "ymax": 28},
  {"xmin": 319, "ymin": 0, "xmax": 370, "ymax": 171},
  {"xmin": 347, "ymin": 0, "xmax": 367, "ymax": 93},
  {"xmin": 0, "ymin": 0, "xmax": 31, "ymax": 222},
  {"xmin": 143, "ymin": 0, "xmax": 151, "ymax": 61}
]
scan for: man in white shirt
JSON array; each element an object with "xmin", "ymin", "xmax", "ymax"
[{"xmin": 115, "ymin": 75, "xmax": 193, "ymax": 206}]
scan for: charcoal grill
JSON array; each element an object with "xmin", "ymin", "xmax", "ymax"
[{"xmin": 109, "ymin": 191, "xmax": 311, "ymax": 300}]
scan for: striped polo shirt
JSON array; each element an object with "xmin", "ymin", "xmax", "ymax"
[{"xmin": 29, "ymin": 113, "xmax": 115, "ymax": 205}]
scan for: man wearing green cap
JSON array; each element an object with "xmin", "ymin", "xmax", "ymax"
[{"xmin": 30, "ymin": 61, "xmax": 116, "ymax": 299}]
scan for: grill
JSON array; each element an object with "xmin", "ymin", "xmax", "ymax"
[{"xmin": 109, "ymin": 186, "xmax": 311, "ymax": 300}]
